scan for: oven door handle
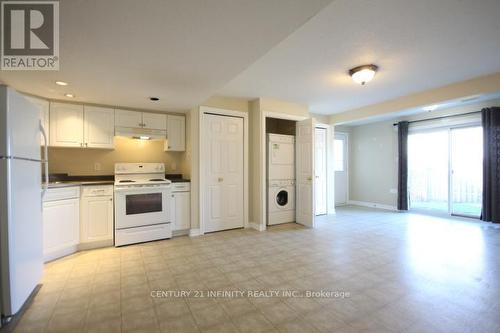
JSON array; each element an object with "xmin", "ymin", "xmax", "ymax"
[{"xmin": 114, "ymin": 187, "xmax": 171, "ymax": 193}]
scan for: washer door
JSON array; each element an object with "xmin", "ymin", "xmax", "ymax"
[{"xmin": 276, "ymin": 189, "xmax": 289, "ymax": 208}]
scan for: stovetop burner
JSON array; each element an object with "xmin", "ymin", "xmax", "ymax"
[
  {"xmin": 149, "ymin": 179, "xmax": 166, "ymax": 182},
  {"xmin": 119, "ymin": 180, "xmax": 136, "ymax": 183}
]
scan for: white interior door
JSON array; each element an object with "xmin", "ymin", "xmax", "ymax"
[
  {"xmin": 296, "ymin": 118, "xmax": 315, "ymax": 227},
  {"xmin": 334, "ymin": 132, "xmax": 348, "ymax": 206},
  {"xmin": 315, "ymin": 128, "xmax": 327, "ymax": 215},
  {"xmin": 204, "ymin": 114, "xmax": 244, "ymax": 232}
]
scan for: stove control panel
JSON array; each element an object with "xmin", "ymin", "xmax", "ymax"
[{"xmin": 115, "ymin": 163, "xmax": 165, "ymax": 174}]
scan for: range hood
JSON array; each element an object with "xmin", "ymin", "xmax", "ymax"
[{"xmin": 115, "ymin": 126, "xmax": 166, "ymax": 140}]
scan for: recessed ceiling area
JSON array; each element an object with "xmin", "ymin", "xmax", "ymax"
[
  {"xmin": 0, "ymin": 0, "xmax": 332, "ymax": 112},
  {"xmin": 219, "ymin": 0, "xmax": 500, "ymax": 115},
  {"xmin": 337, "ymin": 91, "xmax": 500, "ymax": 126}
]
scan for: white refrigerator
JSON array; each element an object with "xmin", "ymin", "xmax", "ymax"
[{"xmin": 0, "ymin": 86, "xmax": 47, "ymax": 324}]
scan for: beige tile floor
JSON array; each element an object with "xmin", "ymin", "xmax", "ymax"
[{"xmin": 13, "ymin": 206, "xmax": 500, "ymax": 332}]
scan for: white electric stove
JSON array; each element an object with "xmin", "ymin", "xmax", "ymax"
[{"xmin": 114, "ymin": 163, "xmax": 172, "ymax": 246}]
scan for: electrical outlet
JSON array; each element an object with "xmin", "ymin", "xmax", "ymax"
[
  {"xmin": 171, "ymin": 162, "xmax": 177, "ymax": 171},
  {"xmin": 94, "ymin": 162, "xmax": 101, "ymax": 171},
  {"xmin": 389, "ymin": 188, "xmax": 397, "ymax": 194}
]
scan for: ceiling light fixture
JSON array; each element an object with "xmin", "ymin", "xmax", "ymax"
[
  {"xmin": 64, "ymin": 93, "xmax": 75, "ymax": 98},
  {"xmin": 423, "ymin": 104, "xmax": 439, "ymax": 111},
  {"xmin": 149, "ymin": 97, "xmax": 159, "ymax": 101},
  {"xmin": 55, "ymin": 81, "xmax": 68, "ymax": 86},
  {"xmin": 349, "ymin": 64, "xmax": 379, "ymax": 85}
]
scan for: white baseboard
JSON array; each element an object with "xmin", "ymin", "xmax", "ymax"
[
  {"xmin": 247, "ymin": 222, "xmax": 265, "ymax": 231},
  {"xmin": 347, "ymin": 200, "xmax": 397, "ymax": 211},
  {"xmin": 327, "ymin": 207, "xmax": 336, "ymax": 215},
  {"xmin": 44, "ymin": 245, "xmax": 78, "ymax": 263},
  {"xmin": 173, "ymin": 229, "xmax": 190, "ymax": 237},
  {"xmin": 189, "ymin": 228, "xmax": 202, "ymax": 237},
  {"xmin": 78, "ymin": 239, "xmax": 113, "ymax": 251}
]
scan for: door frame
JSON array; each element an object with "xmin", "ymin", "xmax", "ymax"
[
  {"xmin": 199, "ymin": 106, "xmax": 249, "ymax": 235},
  {"xmin": 334, "ymin": 131, "xmax": 349, "ymax": 206},
  {"xmin": 260, "ymin": 111, "xmax": 307, "ymax": 231}
]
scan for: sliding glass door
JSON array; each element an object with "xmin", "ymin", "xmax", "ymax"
[
  {"xmin": 408, "ymin": 125, "xmax": 482, "ymax": 218},
  {"xmin": 408, "ymin": 130, "xmax": 449, "ymax": 213},
  {"xmin": 450, "ymin": 127, "xmax": 483, "ymax": 217}
]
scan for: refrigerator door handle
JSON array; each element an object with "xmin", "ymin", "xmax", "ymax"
[{"xmin": 40, "ymin": 121, "xmax": 49, "ymax": 197}]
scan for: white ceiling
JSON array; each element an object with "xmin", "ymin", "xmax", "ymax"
[
  {"xmin": 0, "ymin": 0, "xmax": 332, "ymax": 112},
  {"xmin": 220, "ymin": 0, "xmax": 500, "ymax": 114}
]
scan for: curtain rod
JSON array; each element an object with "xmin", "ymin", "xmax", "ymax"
[{"xmin": 392, "ymin": 110, "xmax": 481, "ymax": 126}]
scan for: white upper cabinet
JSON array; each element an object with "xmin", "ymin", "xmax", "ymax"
[
  {"xmin": 50, "ymin": 102, "xmax": 114, "ymax": 149},
  {"xmin": 142, "ymin": 112, "xmax": 167, "ymax": 130},
  {"xmin": 24, "ymin": 95, "xmax": 49, "ymax": 145},
  {"xmin": 50, "ymin": 102, "xmax": 84, "ymax": 147},
  {"xmin": 115, "ymin": 109, "xmax": 142, "ymax": 128},
  {"xmin": 115, "ymin": 109, "xmax": 166, "ymax": 130},
  {"xmin": 84, "ymin": 106, "xmax": 115, "ymax": 149},
  {"xmin": 164, "ymin": 115, "xmax": 185, "ymax": 151}
]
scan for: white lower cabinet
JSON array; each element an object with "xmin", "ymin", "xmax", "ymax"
[
  {"xmin": 43, "ymin": 187, "xmax": 80, "ymax": 262},
  {"xmin": 80, "ymin": 185, "xmax": 114, "ymax": 249},
  {"xmin": 170, "ymin": 183, "xmax": 191, "ymax": 231}
]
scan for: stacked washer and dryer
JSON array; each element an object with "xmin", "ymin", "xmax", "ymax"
[{"xmin": 267, "ymin": 134, "xmax": 296, "ymax": 225}]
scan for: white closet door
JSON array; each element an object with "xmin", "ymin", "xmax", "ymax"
[
  {"xmin": 296, "ymin": 118, "xmax": 316, "ymax": 227},
  {"xmin": 204, "ymin": 114, "xmax": 244, "ymax": 232}
]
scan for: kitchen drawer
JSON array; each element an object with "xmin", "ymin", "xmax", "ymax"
[
  {"xmin": 81, "ymin": 185, "xmax": 114, "ymax": 197},
  {"xmin": 44, "ymin": 186, "xmax": 80, "ymax": 202},
  {"xmin": 171, "ymin": 182, "xmax": 190, "ymax": 192}
]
